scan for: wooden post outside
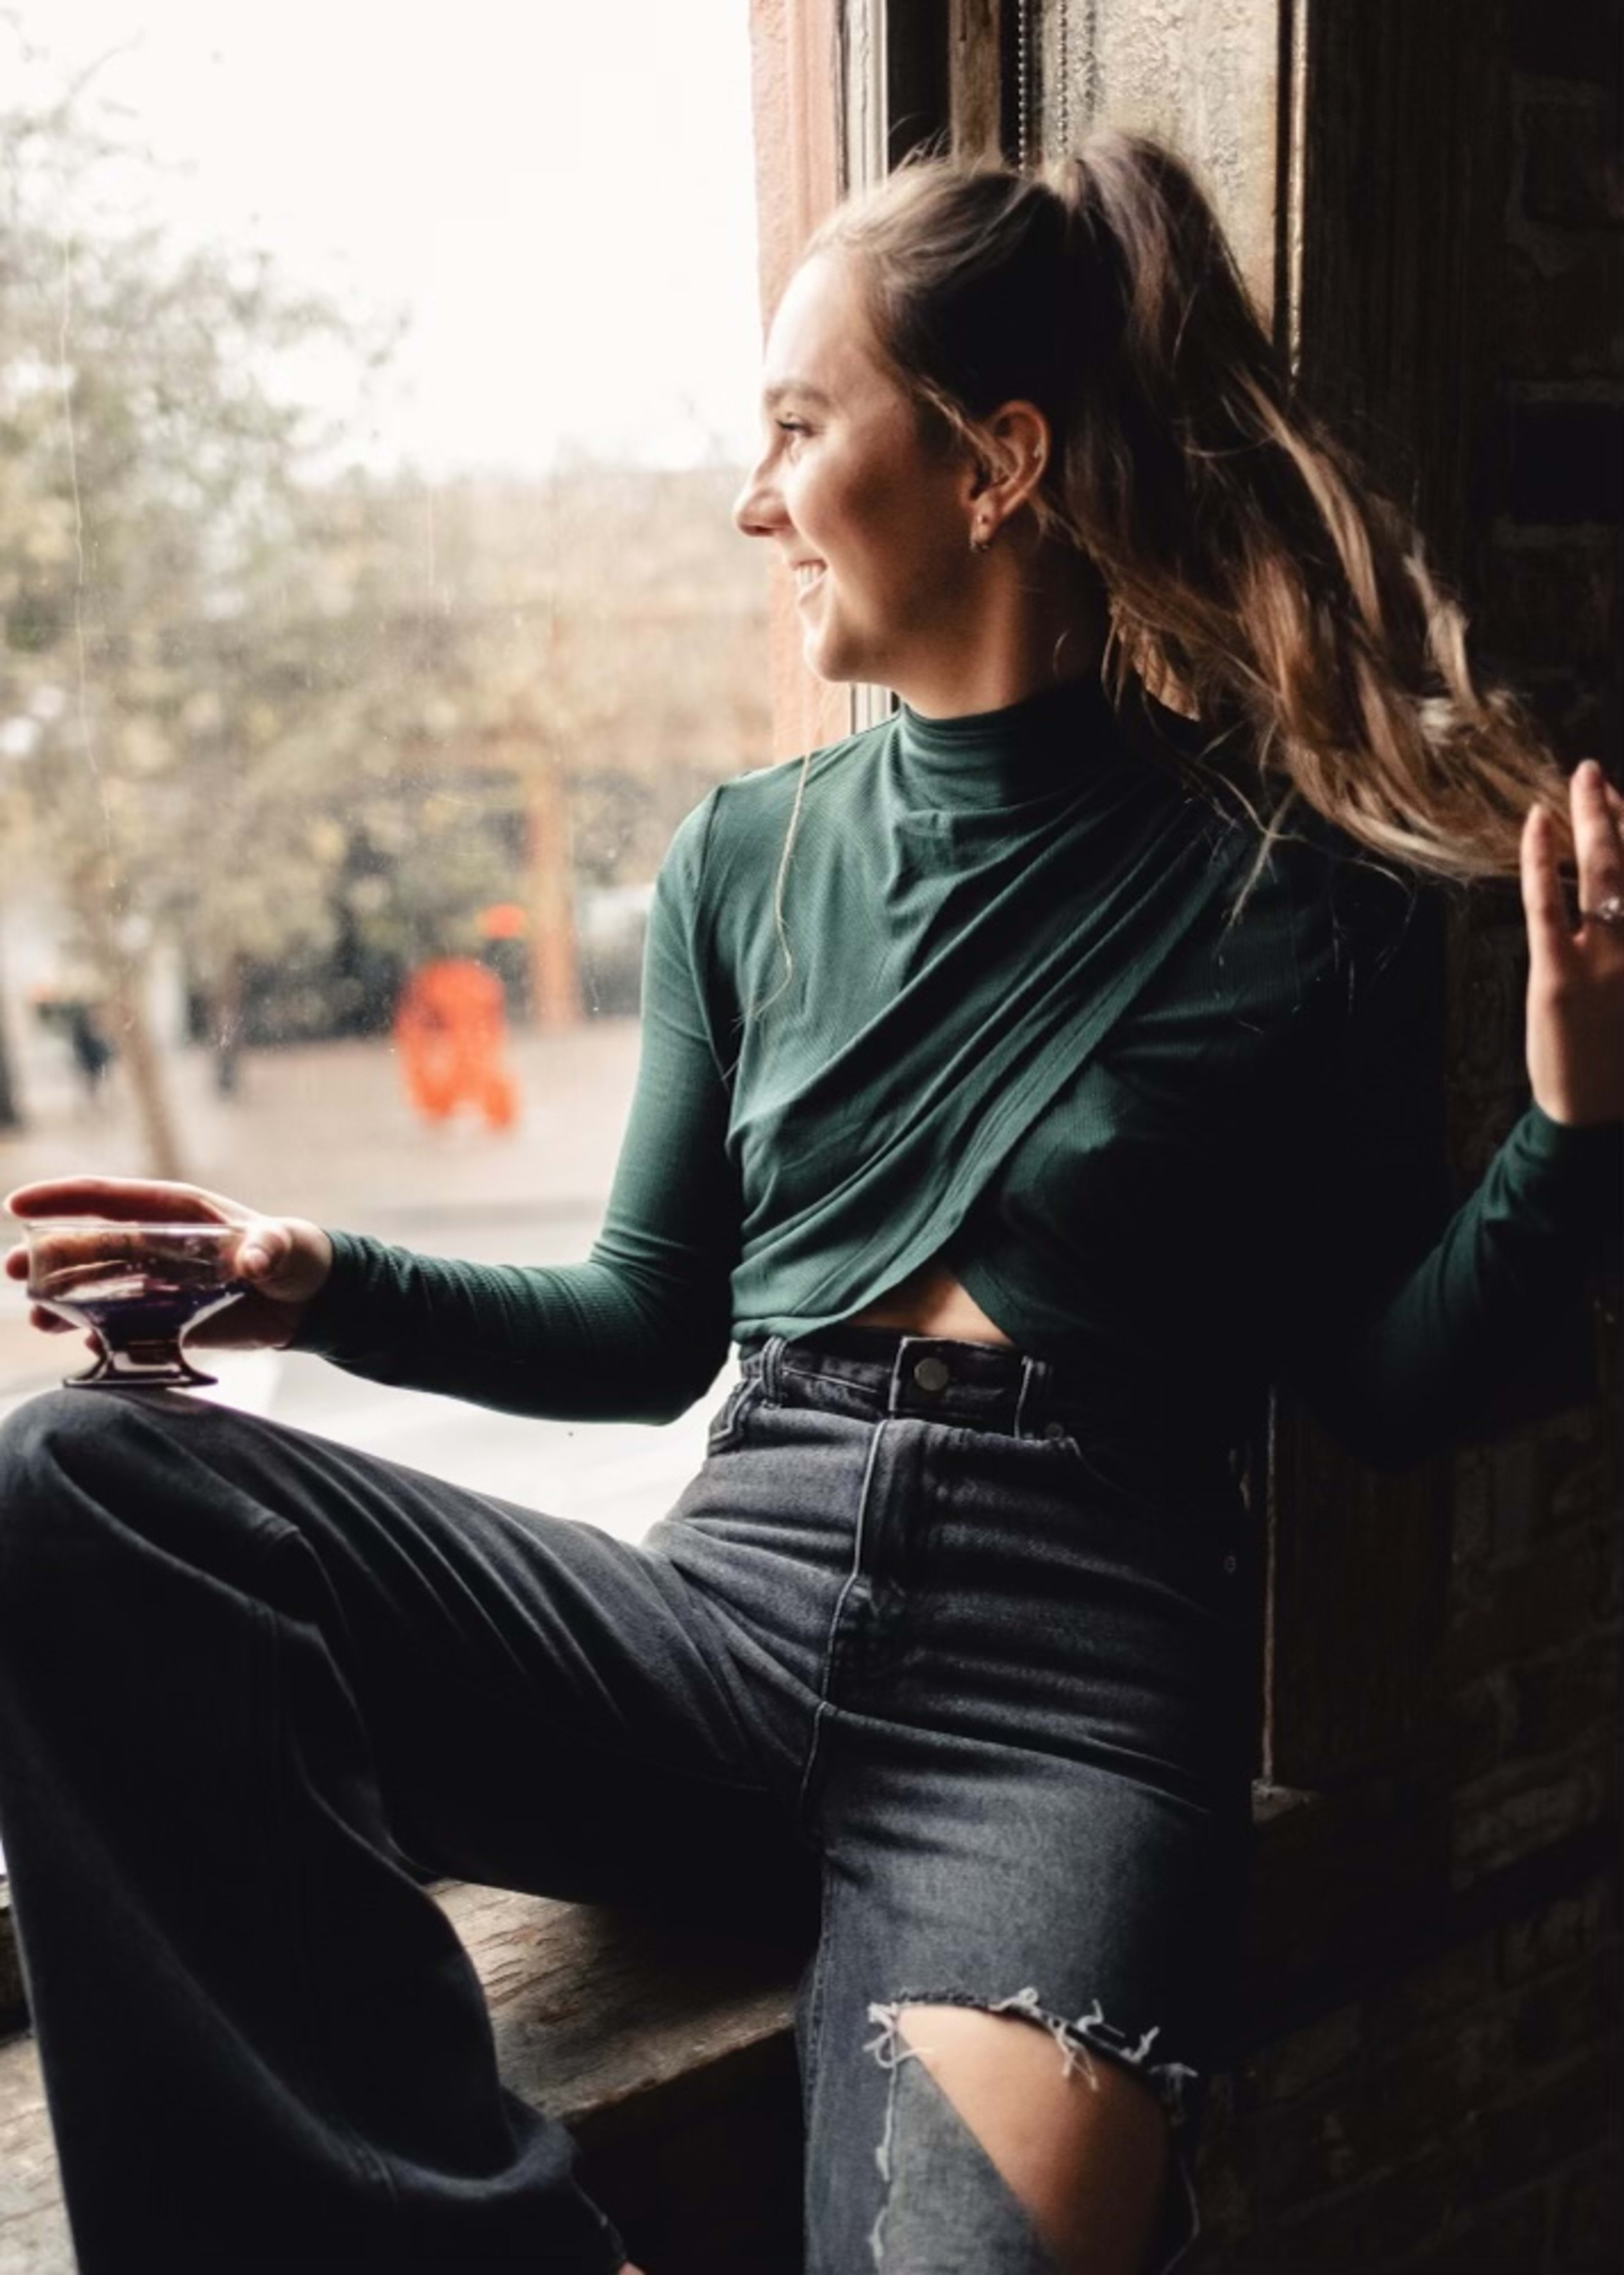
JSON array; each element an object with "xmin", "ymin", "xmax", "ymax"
[
  {"xmin": 523, "ymin": 742, "xmax": 584, "ymax": 1033},
  {"xmin": 746, "ymin": 0, "xmax": 853, "ymax": 764},
  {"xmin": 948, "ymin": 0, "xmax": 1008, "ymax": 161}
]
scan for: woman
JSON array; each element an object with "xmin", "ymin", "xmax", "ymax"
[{"xmin": 2, "ymin": 135, "xmax": 1621, "ymax": 2275}]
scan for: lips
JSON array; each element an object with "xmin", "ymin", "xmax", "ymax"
[{"xmin": 793, "ymin": 561, "xmax": 827, "ymax": 600}]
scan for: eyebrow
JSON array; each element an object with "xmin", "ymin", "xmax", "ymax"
[{"xmin": 762, "ymin": 380, "xmax": 835, "ymax": 410}]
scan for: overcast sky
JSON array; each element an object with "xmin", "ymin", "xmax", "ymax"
[{"xmin": 4, "ymin": 0, "xmax": 765, "ymax": 476}]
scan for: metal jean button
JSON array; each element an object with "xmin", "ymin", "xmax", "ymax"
[{"xmin": 911, "ymin": 1355, "xmax": 951, "ymax": 1393}]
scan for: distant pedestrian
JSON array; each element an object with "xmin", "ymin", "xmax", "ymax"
[
  {"xmin": 62, "ymin": 1002, "xmax": 115, "ymax": 1104},
  {"xmin": 392, "ymin": 956, "xmax": 519, "ymax": 1131}
]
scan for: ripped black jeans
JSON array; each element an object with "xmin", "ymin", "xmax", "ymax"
[{"xmin": 0, "ymin": 1330, "xmax": 1256, "ymax": 2272}]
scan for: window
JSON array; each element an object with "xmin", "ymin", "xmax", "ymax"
[{"xmin": 0, "ymin": 0, "xmax": 767, "ymax": 1531}]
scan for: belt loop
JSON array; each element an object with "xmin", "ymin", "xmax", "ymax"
[
  {"xmin": 1012, "ymin": 1354, "xmax": 1045, "ymax": 1440},
  {"xmin": 760, "ymin": 1335, "xmax": 786, "ymax": 1404},
  {"xmin": 888, "ymin": 1335, "xmax": 920, "ymax": 1417}
]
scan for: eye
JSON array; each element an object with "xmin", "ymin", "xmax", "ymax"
[{"xmin": 775, "ymin": 417, "xmax": 811, "ymax": 437}]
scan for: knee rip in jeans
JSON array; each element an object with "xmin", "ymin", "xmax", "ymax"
[{"xmin": 863, "ymin": 1988, "xmax": 1202, "ymax": 2273}]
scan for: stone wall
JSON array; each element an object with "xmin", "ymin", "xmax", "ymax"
[{"xmin": 1180, "ymin": 3, "xmax": 1623, "ymax": 2265}]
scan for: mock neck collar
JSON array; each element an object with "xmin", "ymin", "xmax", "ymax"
[{"xmin": 893, "ymin": 671, "xmax": 1122, "ymax": 808}]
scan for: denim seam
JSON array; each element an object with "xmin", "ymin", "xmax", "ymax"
[
  {"xmin": 1011, "ymin": 1355, "xmax": 1042, "ymax": 1439},
  {"xmin": 795, "ymin": 1415, "xmax": 886, "ymax": 1825},
  {"xmin": 797, "ymin": 1852, "xmax": 839, "ymax": 2135}
]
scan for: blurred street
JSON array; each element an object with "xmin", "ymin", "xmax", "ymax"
[{"xmin": 0, "ymin": 1020, "xmax": 726, "ymax": 1539}]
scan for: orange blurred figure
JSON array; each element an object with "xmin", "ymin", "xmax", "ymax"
[{"xmin": 393, "ymin": 958, "xmax": 520, "ymax": 1131}]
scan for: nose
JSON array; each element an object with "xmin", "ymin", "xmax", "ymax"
[{"xmin": 732, "ymin": 451, "xmax": 786, "ymax": 541}]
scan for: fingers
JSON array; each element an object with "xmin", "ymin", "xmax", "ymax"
[
  {"xmin": 1572, "ymin": 758, "xmax": 1624, "ymax": 926},
  {"xmin": 238, "ymin": 1216, "xmax": 335, "ymax": 1305},
  {"xmin": 3, "ymin": 1180, "xmax": 248, "ymax": 1302},
  {"xmin": 3, "ymin": 1176, "xmax": 234, "ymax": 1225},
  {"xmin": 236, "ymin": 1222, "xmax": 290, "ymax": 1285},
  {"xmin": 1521, "ymin": 801, "xmax": 1577, "ymax": 985},
  {"xmin": 1523, "ymin": 760, "xmax": 1624, "ymax": 970}
]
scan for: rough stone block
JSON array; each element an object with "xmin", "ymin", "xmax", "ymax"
[
  {"xmin": 1361, "ymin": 1936, "xmax": 1499, "ymax": 2051},
  {"xmin": 1503, "ymin": 244, "xmax": 1624, "ymax": 381},
  {"xmin": 1256, "ymin": 2031, "xmax": 1509, "ymax": 2218},
  {"xmin": 1259, "ymin": 2133, "xmax": 1475, "ymax": 2267},
  {"xmin": 1499, "ymin": 1873, "xmax": 1617, "ymax": 1985},
  {"xmin": 1513, "ymin": 671, "xmax": 1619, "ymax": 772},
  {"xmin": 1504, "ymin": 400, "xmax": 1624, "ymax": 525},
  {"xmin": 1481, "ymin": 530, "xmax": 1621, "ymax": 665},
  {"xmin": 1447, "ymin": 1671, "xmax": 1516, "ymax": 1782},
  {"xmin": 1510, "ymin": 1635, "xmax": 1621, "ymax": 1756},
  {"xmin": 1445, "ymin": 1531, "xmax": 1610, "ymax": 1686},
  {"xmin": 1445, "ymin": 909, "xmax": 1530, "ymax": 1118},
  {"xmin": 1248, "ymin": 2004, "xmax": 1363, "ymax": 2102},
  {"xmin": 1451, "ymin": 1749, "xmax": 1612, "ymax": 1886},
  {"xmin": 1517, "ymin": 96, "xmax": 1624, "ymax": 229},
  {"xmin": 1451, "ymin": 1448, "xmax": 1496, "ymax": 1579},
  {"xmin": 1425, "ymin": 2182, "xmax": 1553, "ymax": 2271},
  {"xmin": 1473, "ymin": 2044, "xmax": 1619, "ymax": 2195},
  {"xmin": 1508, "ymin": 1943, "xmax": 1621, "ymax": 2070},
  {"xmin": 1186, "ymin": 2072, "xmax": 1256, "ymax": 2258},
  {"xmin": 1549, "ymin": 2135, "xmax": 1624, "ymax": 2270}
]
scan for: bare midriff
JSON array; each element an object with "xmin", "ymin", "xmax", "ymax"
[{"xmin": 843, "ymin": 1253, "xmax": 1016, "ymax": 1347}]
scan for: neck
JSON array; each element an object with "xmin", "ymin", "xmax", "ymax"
[{"xmin": 893, "ymin": 541, "xmax": 1112, "ymax": 721}]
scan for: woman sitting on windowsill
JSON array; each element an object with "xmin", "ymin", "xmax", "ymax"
[{"xmin": 2, "ymin": 132, "xmax": 1620, "ymax": 2275}]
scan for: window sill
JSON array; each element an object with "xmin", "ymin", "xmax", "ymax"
[
  {"xmin": 1, "ymin": 1791, "xmax": 1610, "ymax": 2268},
  {"xmin": 0, "ymin": 1878, "xmax": 802, "ymax": 2273}
]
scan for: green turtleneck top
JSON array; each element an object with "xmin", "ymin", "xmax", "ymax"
[{"xmin": 299, "ymin": 676, "xmax": 1622, "ymax": 1473}]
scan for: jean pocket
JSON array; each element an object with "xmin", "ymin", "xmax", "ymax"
[
  {"xmin": 704, "ymin": 1374, "xmax": 762, "ymax": 1458},
  {"xmin": 1043, "ymin": 1423, "xmax": 1227, "ymax": 1532}
]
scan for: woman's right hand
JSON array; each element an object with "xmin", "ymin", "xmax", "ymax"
[{"xmin": 3, "ymin": 1176, "xmax": 335, "ymax": 1352}]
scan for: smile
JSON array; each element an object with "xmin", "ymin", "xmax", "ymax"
[{"xmin": 794, "ymin": 562, "xmax": 827, "ymax": 598}]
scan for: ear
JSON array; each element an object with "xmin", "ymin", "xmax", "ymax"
[{"xmin": 960, "ymin": 399, "xmax": 1053, "ymax": 524}]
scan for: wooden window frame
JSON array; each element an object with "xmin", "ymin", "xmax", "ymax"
[{"xmin": 766, "ymin": 0, "xmax": 1503, "ymax": 2025}]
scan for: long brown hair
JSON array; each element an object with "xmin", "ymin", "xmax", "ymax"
[{"xmin": 806, "ymin": 132, "xmax": 1572, "ymax": 896}]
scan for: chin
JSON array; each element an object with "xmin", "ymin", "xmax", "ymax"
[{"xmin": 801, "ymin": 622, "xmax": 883, "ymax": 690}]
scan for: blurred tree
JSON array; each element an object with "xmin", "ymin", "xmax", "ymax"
[
  {"xmin": 1, "ymin": 47, "xmax": 772, "ymax": 1185},
  {"xmin": 0, "ymin": 65, "xmax": 401, "ymax": 1170}
]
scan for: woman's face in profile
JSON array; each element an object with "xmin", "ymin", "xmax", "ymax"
[{"xmin": 733, "ymin": 250, "xmax": 981, "ymax": 702}]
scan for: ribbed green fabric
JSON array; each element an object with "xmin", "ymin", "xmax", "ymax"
[{"xmin": 299, "ymin": 676, "xmax": 1621, "ymax": 1467}]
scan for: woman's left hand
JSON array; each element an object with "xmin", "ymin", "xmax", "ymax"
[{"xmin": 1521, "ymin": 758, "xmax": 1624, "ymax": 1127}]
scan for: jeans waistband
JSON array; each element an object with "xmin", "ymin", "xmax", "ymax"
[{"xmin": 743, "ymin": 1327, "xmax": 1142, "ymax": 1443}]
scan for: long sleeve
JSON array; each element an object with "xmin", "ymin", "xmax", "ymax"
[
  {"xmin": 1276, "ymin": 876, "xmax": 1624, "ymax": 1471},
  {"xmin": 295, "ymin": 796, "xmax": 742, "ymax": 1423}
]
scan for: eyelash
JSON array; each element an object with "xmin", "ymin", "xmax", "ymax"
[{"xmin": 775, "ymin": 418, "xmax": 810, "ymax": 437}]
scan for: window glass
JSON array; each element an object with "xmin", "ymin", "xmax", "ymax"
[{"xmin": 0, "ymin": 2, "xmax": 768, "ymax": 1527}]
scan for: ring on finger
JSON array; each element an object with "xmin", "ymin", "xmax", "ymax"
[{"xmin": 1580, "ymin": 893, "xmax": 1624, "ymax": 927}]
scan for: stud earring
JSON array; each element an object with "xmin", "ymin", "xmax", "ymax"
[{"xmin": 970, "ymin": 525, "xmax": 994, "ymax": 555}]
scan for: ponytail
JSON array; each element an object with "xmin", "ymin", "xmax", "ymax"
[{"xmin": 811, "ymin": 132, "xmax": 1571, "ymax": 898}]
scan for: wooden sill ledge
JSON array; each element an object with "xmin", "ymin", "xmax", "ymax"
[
  {"xmin": 0, "ymin": 1882, "xmax": 804, "ymax": 2275},
  {"xmin": 1, "ymin": 1800, "xmax": 1611, "ymax": 2271}
]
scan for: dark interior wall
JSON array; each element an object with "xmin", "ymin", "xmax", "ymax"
[
  {"xmin": 914, "ymin": 4, "xmax": 1622, "ymax": 2264},
  {"xmin": 1194, "ymin": 4, "xmax": 1623, "ymax": 2264}
]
